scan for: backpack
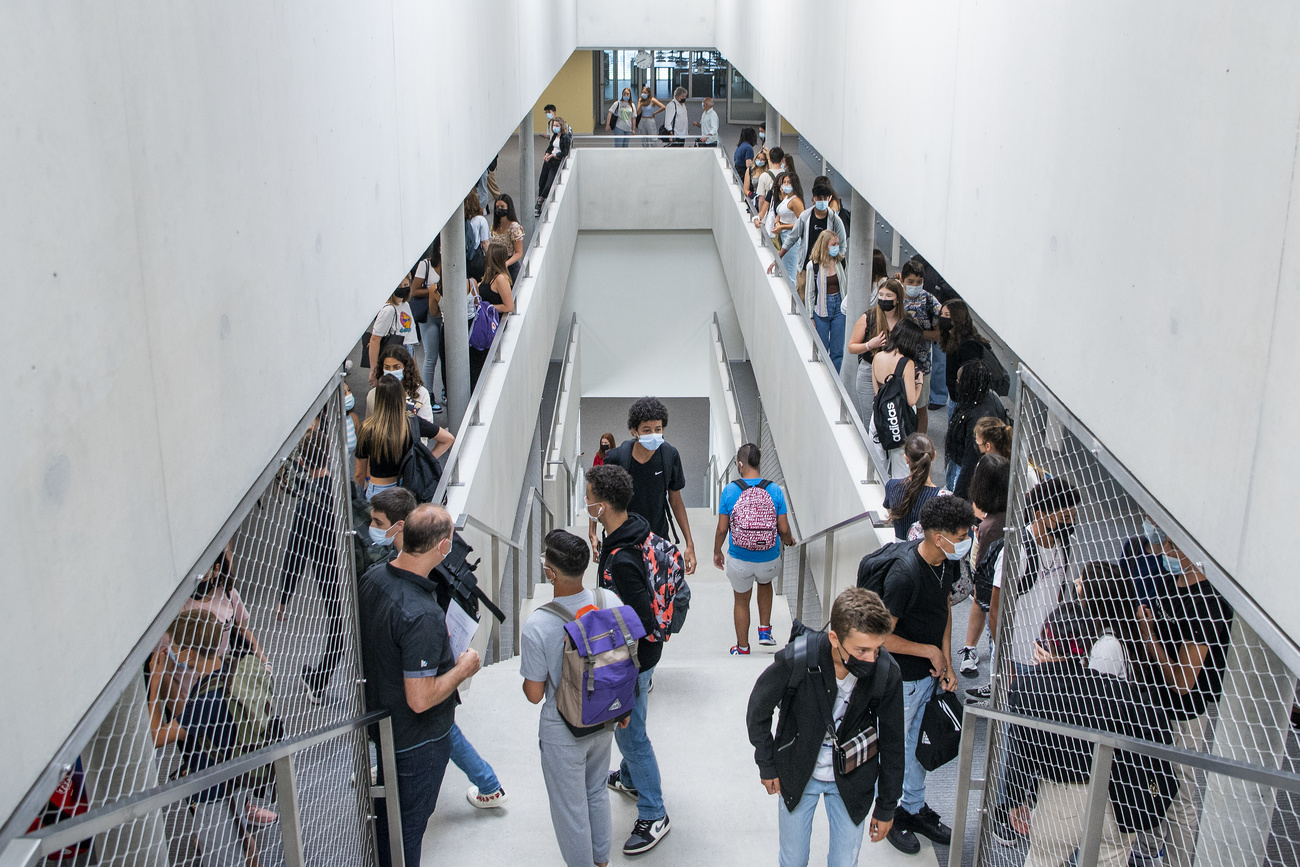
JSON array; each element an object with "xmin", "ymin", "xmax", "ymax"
[
  {"xmin": 433, "ymin": 531, "xmax": 506, "ymax": 624},
  {"xmin": 856, "ymin": 540, "xmax": 923, "ymax": 601},
  {"xmin": 185, "ymin": 656, "xmax": 285, "ymax": 796},
  {"xmin": 540, "ymin": 588, "xmax": 647, "ymax": 737},
  {"xmin": 729, "ymin": 479, "xmax": 779, "ymax": 552},
  {"xmin": 872, "ymin": 357, "xmax": 918, "ymax": 451},
  {"xmin": 398, "ymin": 416, "xmax": 443, "ymax": 504},
  {"xmin": 981, "ymin": 344, "xmax": 1012, "ymax": 396},
  {"xmin": 601, "ymin": 533, "xmax": 690, "ymax": 640},
  {"xmin": 915, "ymin": 688, "xmax": 963, "ymax": 771},
  {"xmin": 468, "ymin": 297, "xmax": 500, "ymax": 351}
]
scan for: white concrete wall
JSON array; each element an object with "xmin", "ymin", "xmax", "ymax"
[
  {"xmin": 575, "ymin": 0, "xmax": 715, "ymax": 48},
  {"xmin": 716, "ymin": 0, "xmax": 1300, "ymax": 643},
  {"xmin": 0, "ymin": 0, "xmax": 577, "ymax": 828}
]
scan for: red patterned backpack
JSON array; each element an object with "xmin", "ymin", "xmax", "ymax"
[{"xmin": 601, "ymin": 533, "xmax": 690, "ymax": 640}]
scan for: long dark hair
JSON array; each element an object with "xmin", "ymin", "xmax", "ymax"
[
  {"xmin": 888, "ymin": 433, "xmax": 936, "ymax": 523},
  {"xmin": 872, "ymin": 248, "xmax": 889, "ymax": 284},
  {"xmin": 776, "ymin": 170, "xmax": 803, "ymax": 202},
  {"xmin": 885, "ymin": 317, "xmax": 925, "ymax": 362},
  {"xmin": 954, "ymin": 359, "xmax": 992, "ymax": 409},
  {"xmin": 737, "ymin": 127, "xmax": 758, "ymax": 148},
  {"xmin": 193, "ymin": 550, "xmax": 234, "ymax": 600},
  {"xmin": 939, "ymin": 299, "xmax": 985, "ymax": 354},
  {"xmin": 492, "ymin": 193, "xmax": 519, "ymax": 230},
  {"xmin": 597, "ymin": 432, "xmax": 615, "ymax": 458}
]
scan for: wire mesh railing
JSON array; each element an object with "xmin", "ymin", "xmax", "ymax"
[
  {"xmin": 960, "ymin": 366, "xmax": 1300, "ymax": 867},
  {"xmin": 5, "ymin": 379, "xmax": 381, "ymax": 867}
]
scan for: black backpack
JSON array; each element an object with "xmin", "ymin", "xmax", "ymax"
[
  {"xmin": 872, "ymin": 357, "xmax": 917, "ymax": 451},
  {"xmin": 857, "ymin": 540, "xmax": 923, "ymax": 601},
  {"xmin": 981, "ymin": 344, "xmax": 1012, "ymax": 396},
  {"xmin": 780, "ymin": 622, "xmax": 891, "ymax": 748},
  {"xmin": 398, "ymin": 416, "xmax": 443, "ymax": 504},
  {"xmin": 432, "ymin": 531, "xmax": 505, "ymax": 624},
  {"xmin": 915, "ymin": 689, "xmax": 963, "ymax": 771}
]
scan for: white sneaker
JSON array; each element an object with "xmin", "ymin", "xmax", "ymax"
[
  {"xmin": 959, "ymin": 646, "xmax": 979, "ymax": 677},
  {"xmin": 466, "ymin": 786, "xmax": 508, "ymax": 809}
]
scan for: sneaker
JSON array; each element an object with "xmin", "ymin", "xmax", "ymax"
[
  {"xmin": 243, "ymin": 799, "xmax": 279, "ymax": 826},
  {"xmin": 987, "ymin": 803, "xmax": 1025, "ymax": 847},
  {"xmin": 607, "ymin": 771, "xmax": 638, "ymax": 800},
  {"xmin": 430, "ymin": 402, "xmax": 443, "ymax": 414},
  {"xmin": 1129, "ymin": 848, "xmax": 1166, "ymax": 867},
  {"xmin": 966, "ymin": 683, "xmax": 991, "ymax": 705},
  {"xmin": 887, "ymin": 823, "xmax": 920, "ymax": 855},
  {"xmin": 901, "ymin": 804, "xmax": 951, "ymax": 845},
  {"xmin": 959, "ymin": 646, "xmax": 979, "ymax": 677},
  {"xmin": 757, "ymin": 626, "xmax": 776, "ymax": 646},
  {"xmin": 301, "ymin": 665, "xmax": 324, "ymax": 705},
  {"xmin": 466, "ymin": 785, "xmax": 508, "ymax": 809},
  {"xmin": 928, "ymin": 402, "xmax": 946, "ymax": 411},
  {"xmin": 622, "ymin": 815, "xmax": 671, "ymax": 856},
  {"xmin": 730, "ymin": 644, "xmax": 751, "ymax": 655}
]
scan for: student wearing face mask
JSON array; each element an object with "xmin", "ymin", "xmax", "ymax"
[
  {"xmin": 636, "ymin": 86, "xmax": 664, "ymax": 147},
  {"xmin": 937, "ymin": 300, "xmax": 987, "ymax": 425},
  {"xmin": 537, "ymin": 109, "xmax": 571, "ymax": 216},
  {"xmin": 592, "ymin": 432, "xmax": 615, "ymax": 467},
  {"xmin": 750, "ymin": 147, "xmax": 783, "ymax": 231},
  {"xmin": 593, "ymin": 397, "xmax": 697, "ymax": 574},
  {"xmin": 803, "ymin": 231, "xmax": 849, "ymax": 371},
  {"xmin": 899, "ymin": 258, "xmax": 942, "ymax": 435},
  {"xmin": 354, "ymin": 376, "xmax": 453, "ymax": 501},
  {"xmin": 734, "ymin": 126, "xmax": 758, "ymax": 182},
  {"xmin": 607, "ymin": 86, "xmax": 637, "ymax": 147},
  {"xmin": 367, "ymin": 278, "xmax": 419, "ymax": 386},
  {"xmin": 848, "ymin": 279, "xmax": 910, "ymax": 424},
  {"xmin": 772, "ymin": 180, "xmax": 848, "ymax": 304},
  {"xmin": 663, "ymin": 86, "xmax": 690, "ymax": 147},
  {"xmin": 770, "ymin": 170, "xmax": 805, "ymax": 288},
  {"xmin": 355, "ymin": 487, "xmax": 416, "ymax": 578},
  {"xmin": 411, "ymin": 240, "xmax": 445, "ymax": 412},
  {"xmin": 490, "ymin": 193, "xmax": 525, "ymax": 283},
  {"xmin": 358, "ymin": 504, "xmax": 483, "ymax": 867},
  {"xmin": 366, "ymin": 344, "xmax": 435, "ymax": 423},
  {"xmin": 746, "ymin": 588, "xmax": 904, "ymax": 865},
  {"xmin": 868, "ymin": 495, "xmax": 972, "ymax": 853}
]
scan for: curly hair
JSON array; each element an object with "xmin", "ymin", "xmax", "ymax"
[
  {"xmin": 627, "ymin": 397, "xmax": 669, "ymax": 432},
  {"xmin": 377, "ymin": 343, "xmax": 425, "ymax": 403},
  {"xmin": 919, "ymin": 495, "xmax": 975, "ymax": 534},
  {"xmin": 587, "ymin": 465, "xmax": 635, "ymax": 511}
]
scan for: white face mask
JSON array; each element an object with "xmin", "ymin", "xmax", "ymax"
[
  {"xmin": 781, "ymin": 185, "xmax": 793, "ymax": 195},
  {"xmin": 637, "ymin": 433, "xmax": 665, "ymax": 451},
  {"xmin": 383, "ymin": 367, "xmax": 404, "ymax": 381}
]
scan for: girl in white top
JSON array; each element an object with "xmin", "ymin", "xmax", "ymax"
[
  {"xmin": 636, "ymin": 86, "xmax": 664, "ymax": 147},
  {"xmin": 366, "ymin": 344, "xmax": 435, "ymax": 423},
  {"xmin": 607, "ymin": 87, "xmax": 637, "ymax": 146},
  {"xmin": 367, "ymin": 276, "xmax": 418, "ymax": 381},
  {"xmin": 772, "ymin": 171, "xmax": 804, "ymax": 287},
  {"xmin": 869, "ymin": 317, "xmax": 926, "ymax": 479}
]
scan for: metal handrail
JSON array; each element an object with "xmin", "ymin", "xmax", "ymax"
[
  {"xmin": 3, "ymin": 711, "xmax": 392, "ymax": 865},
  {"xmin": 791, "ymin": 507, "xmax": 883, "ymax": 549},
  {"xmin": 568, "ymin": 133, "xmax": 715, "ymax": 146},
  {"xmin": 719, "ymin": 153, "xmax": 891, "ymax": 486},
  {"xmin": 432, "ymin": 149, "xmax": 572, "ymax": 503},
  {"xmin": 711, "ymin": 311, "xmax": 748, "ymax": 446},
  {"xmin": 543, "ymin": 313, "xmax": 581, "ymax": 486}
]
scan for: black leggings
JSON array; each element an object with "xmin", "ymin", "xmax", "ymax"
[{"xmin": 538, "ymin": 158, "xmax": 561, "ymax": 200}]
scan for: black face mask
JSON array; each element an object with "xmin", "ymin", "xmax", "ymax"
[
  {"xmin": 494, "ymin": 207, "xmax": 508, "ymax": 220},
  {"xmin": 1051, "ymin": 522, "xmax": 1077, "ymax": 542},
  {"xmin": 938, "ymin": 318, "xmax": 953, "ymax": 334},
  {"xmin": 394, "ymin": 285, "xmax": 411, "ymax": 301},
  {"xmin": 837, "ymin": 645, "xmax": 876, "ymax": 680},
  {"xmin": 878, "ymin": 298, "xmax": 897, "ymax": 312}
]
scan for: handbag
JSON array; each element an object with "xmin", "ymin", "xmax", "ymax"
[
  {"xmin": 658, "ymin": 102, "xmax": 675, "ymax": 143},
  {"xmin": 359, "ymin": 304, "xmax": 406, "ymax": 369},
  {"xmin": 807, "ymin": 642, "xmax": 890, "ymax": 776},
  {"xmin": 915, "ymin": 686, "xmax": 963, "ymax": 771}
]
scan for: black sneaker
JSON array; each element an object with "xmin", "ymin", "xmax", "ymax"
[
  {"xmin": 987, "ymin": 803, "xmax": 1026, "ymax": 847},
  {"xmin": 966, "ymin": 683, "xmax": 991, "ymax": 704},
  {"xmin": 900, "ymin": 804, "xmax": 951, "ymax": 846},
  {"xmin": 301, "ymin": 665, "xmax": 324, "ymax": 705},
  {"xmin": 887, "ymin": 822, "xmax": 920, "ymax": 855},
  {"xmin": 622, "ymin": 815, "xmax": 670, "ymax": 855},
  {"xmin": 607, "ymin": 771, "xmax": 638, "ymax": 799}
]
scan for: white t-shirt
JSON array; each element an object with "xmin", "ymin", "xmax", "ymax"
[
  {"xmin": 665, "ymin": 100, "xmax": 689, "ymax": 137},
  {"xmin": 372, "ymin": 302, "xmax": 418, "ymax": 346},
  {"xmin": 366, "ymin": 385, "xmax": 434, "ymax": 423},
  {"xmin": 812, "ymin": 672, "xmax": 857, "ymax": 782},
  {"xmin": 1088, "ymin": 634, "xmax": 1130, "ymax": 680},
  {"xmin": 699, "ymin": 107, "xmax": 719, "ymax": 143},
  {"xmin": 467, "ymin": 215, "xmax": 491, "ymax": 251},
  {"xmin": 755, "ymin": 170, "xmax": 776, "ymax": 201},
  {"xmin": 1009, "ymin": 540, "xmax": 1069, "ymax": 667}
]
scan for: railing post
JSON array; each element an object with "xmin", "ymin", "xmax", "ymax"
[
  {"xmin": 796, "ymin": 546, "xmax": 808, "ymax": 623},
  {"xmin": 1077, "ymin": 744, "xmax": 1116, "ymax": 867},
  {"xmin": 822, "ymin": 532, "xmax": 836, "ymax": 619},
  {"xmin": 377, "ymin": 717, "xmax": 406, "ymax": 867},
  {"xmin": 274, "ymin": 754, "xmax": 307, "ymax": 867},
  {"xmin": 490, "ymin": 537, "xmax": 502, "ymax": 660},
  {"xmin": 511, "ymin": 545, "xmax": 522, "ymax": 656},
  {"xmin": 948, "ymin": 715, "xmax": 981, "ymax": 867}
]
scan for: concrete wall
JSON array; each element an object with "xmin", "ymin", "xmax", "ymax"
[
  {"xmin": 575, "ymin": 0, "xmax": 716, "ymax": 48},
  {"xmin": 716, "ymin": 0, "xmax": 1300, "ymax": 644},
  {"xmin": 533, "ymin": 50, "xmax": 596, "ymax": 136},
  {"xmin": 0, "ymin": 0, "xmax": 577, "ymax": 829}
]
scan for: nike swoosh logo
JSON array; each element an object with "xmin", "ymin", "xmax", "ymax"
[{"xmin": 655, "ymin": 471, "xmax": 663, "ymax": 476}]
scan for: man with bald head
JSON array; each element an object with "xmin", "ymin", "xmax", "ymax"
[{"xmin": 358, "ymin": 503, "xmax": 483, "ymax": 867}]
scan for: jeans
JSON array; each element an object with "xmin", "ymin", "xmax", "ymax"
[
  {"xmin": 930, "ymin": 344, "xmax": 949, "ymax": 407},
  {"xmin": 375, "ymin": 734, "xmax": 453, "ymax": 867},
  {"xmin": 365, "ymin": 480, "xmax": 397, "ymax": 501},
  {"xmin": 417, "ymin": 317, "xmax": 443, "ymax": 404},
  {"xmin": 780, "ymin": 231, "xmax": 800, "ymax": 290},
  {"xmin": 449, "ymin": 724, "xmax": 501, "ymax": 794},
  {"xmin": 812, "ymin": 293, "xmax": 846, "ymax": 372},
  {"xmin": 614, "ymin": 666, "xmax": 664, "ymax": 820},
  {"xmin": 777, "ymin": 777, "xmax": 865, "ymax": 867},
  {"xmin": 945, "ymin": 460, "xmax": 962, "ymax": 493},
  {"xmin": 614, "ymin": 127, "xmax": 631, "ymax": 148},
  {"xmin": 900, "ymin": 677, "xmax": 937, "ymax": 813}
]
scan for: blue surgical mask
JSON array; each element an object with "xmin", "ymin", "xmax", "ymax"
[
  {"xmin": 1161, "ymin": 554, "xmax": 1185, "ymax": 576},
  {"xmin": 343, "ymin": 393, "xmax": 355, "ymax": 411},
  {"xmin": 904, "ymin": 284, "xmax": 924, "ymax": 298},
  {"xmin": 637, "ymin": 433, "xmax": 665, "ymax": 451},
  {"xmin": 754, "ymin": 159, "xmax": 765, "ymax": 167},
  {"xmin": 167, "ymin": 646, "xmax": 192, "ymax": 672},
  {"xmin": 369, "ymin": 524, "xmax": 395, "ymax": 547},
  {"xmin": 814, "ymin": 200, "xmax": 829, "ymax": 212},
  {"xmin": 546, "ymin": 112, "xmax": 554, "ymax": 120},
  {"xmin": 828, "ymin": 245, "xmax": 841, "ymax": 258},
  {"xmin": 553, "ymin": 125, "xmax": 562, "ymax": 134},
  {"xmin": 759, "ymin": 131, "xmax": 766, "ymax": 140},
  {"xmin": 941, "ymin": 534, "xmax": 973, "ymax": 561},
  {"xmin": 383, "ymin": 367, "xmax": 404, "ymax": 381},
  {"xmin": 1141, "ymin": 517, "xmax": 1167, "ymax": 549},
  {"xmin": 781, "ymin": 185, "xmax": 793, "ymax": 195}
]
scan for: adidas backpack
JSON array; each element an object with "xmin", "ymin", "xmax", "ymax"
[
  {"xmin": 398, "ymin": 416, "xmax": 443, "ymax": 504},
  {"xmin": 729, "ymin": 480, "xmax": 779, "ymax": 552},
  {"xmin": 602, "ymin": 533, "xmax": 691, "ymax": 640},
  {"xmin": 541, "ymin": 588, "xmax": 647, "ymax": 737},
  {"xmin": 872, "ymin": 356, "xmax": 918, "ymax": 451}
]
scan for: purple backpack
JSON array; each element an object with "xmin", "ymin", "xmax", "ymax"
[
  {"xmin": 468, "ymin": 298, "xmax": 500, "ymax": 351},
  {"xmin": 540, "ymin": 589, "xmax": 646, "ymax": 737}
]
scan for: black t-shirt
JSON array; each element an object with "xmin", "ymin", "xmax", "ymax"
[
  {"xmin": 805, "ymin": 213, "xmax": 830, "ymax": 266},
  {"xmin": 1150, "ymin": 575, "xmax": 1233, "ymax": 720},
  {"xmin": 356, "ymin": 417, "xmax": 441, "ymax": 478},
  {"xmin": 358, "ymin": 563, "xmax": 458, "ymax": 750},
  {"xmin": 882, "ymin": 550, "xmax": 956, "ymax": 681},
  {"xmin": 605, "ymin": 441, "xmax": 686, "ymax": 538},
  {"xmin": 945, "ymin": 338, "xmax": 986, "ymax": 399}
]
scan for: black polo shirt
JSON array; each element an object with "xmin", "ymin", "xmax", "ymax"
[
  {"xmin": 358, "ymin": 562, "xmax": 458, "ymax": 751},
  {"xmin": 882, "ymin": 549, "xmax": 956, "ymax": 681}
]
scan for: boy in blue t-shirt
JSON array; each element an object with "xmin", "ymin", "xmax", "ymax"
[{"xmin": 713, "ymin": 444, "xmax": 794, "ymax": 655}]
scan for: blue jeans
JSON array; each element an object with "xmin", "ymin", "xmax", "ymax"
[
  {"xmin": 945, "ymin": 460, "xmax": 962, "ymax": 492},
  {"xmin": 900, "ymin": 677, "xmax": 938, "ymax": 813},
  {"xmin": 375, "ymin": 733, "xmax": 453, "ymax": 867},
  {"xmin": 813, "ymin": 293, "xmax": 846, "ymax": 372},
  {"xmin": 615, "ymin": 666, "xmax": 664, "ymax": 820},
  {"xmin": 930, "ymin": 344, "xmax": 949, "ymax": 407},
  {"xmin": 417, "ymin": 317, "xmax": 443, "ymax": 403},
  {"xmin": 365, "ymin": 480, "xmax": 398, "ymax": 501},
  {"xmin": 780, "ymin": 232, "xmax": 800, "ymax": 290},
  {"xmin": 449, "ymin": 723, "xmax": 500, "ymax": 794},
  {"xmin": 778, "ymin": 777, "xmax": 865, "ymax": 867},
  {"xmin": 614, "ymin": 127, "xmax": 631, "ymax": 147}
]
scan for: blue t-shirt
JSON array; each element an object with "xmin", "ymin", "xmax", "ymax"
[
  {"xmin": 720, "ymin": 478, "xmax": 788, "ymax": 562},
  {"xmin": 733, "ymin": 142, "xmax": 755, "ymax": 179}
]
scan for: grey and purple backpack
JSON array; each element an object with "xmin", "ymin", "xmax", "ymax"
[{"xmin": 540, "ymin": 589, "xmax": 647, "ymax": 737}]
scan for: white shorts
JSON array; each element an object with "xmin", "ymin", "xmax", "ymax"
[{"xmin": 726, "ymin": 557, "xmax": 781, "ymax": 593}]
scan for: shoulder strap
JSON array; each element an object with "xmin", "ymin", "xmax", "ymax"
[
  {"xmin": 406, "ymin": 415, "xmax": 421, "ymax": 453},
  {"xmin": 891, "ymin": 356, "xmax": 910, "ymax": 381},
  {"xmin": 755, "ymin": 479, "xmax": 772, "ymax": 491},
  {"xmin": 539, "ymin": 601, "xmax": 574, "ymax": 623}
]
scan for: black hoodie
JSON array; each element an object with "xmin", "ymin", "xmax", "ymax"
[{"xmin": 596, "ymin": 512, "xmax": 662, "ymax": 670}]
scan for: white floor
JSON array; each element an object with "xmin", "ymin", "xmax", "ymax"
[{"xmin": 420, "ymin": 509, "xmax": 935, "ymax": 866}]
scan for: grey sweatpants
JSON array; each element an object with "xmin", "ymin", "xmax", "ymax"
[{"xmin": 540, "ymin": 731, "xmax": 614, "ymax": 866}]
